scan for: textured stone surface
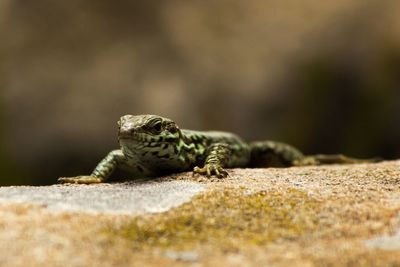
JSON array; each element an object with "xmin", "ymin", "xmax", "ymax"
[
  {"xmin": 365, "ymin": 230, "xmax": 400, "ymax": 251},
  {"xmin": 0, "ymin": 161, "xmax": 400, "ymax": 267},
  {"xmin": 0, "ymin": 181, "xmax": 205, "ymax": 214}
]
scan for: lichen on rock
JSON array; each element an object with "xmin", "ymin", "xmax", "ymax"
[{"xmin": 106, "ymin": 187, "xmax": 321, "ymax": 251}]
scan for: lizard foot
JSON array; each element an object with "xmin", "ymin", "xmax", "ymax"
[
  {"xmin": 293, "ymin": 156, "xmax": 320, "ymax": 166},
  {"xmin": 58, "ymin": 176, "xmax": 102, "ymax": 184},
  {"xmin": 193, "ymin": 164, "xmax": 229, "ymax": 178}
]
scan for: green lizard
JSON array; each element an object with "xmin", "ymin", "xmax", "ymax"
[{"xmin": 58, "ymin": 114, "xmax": 378, "ymax": 184}]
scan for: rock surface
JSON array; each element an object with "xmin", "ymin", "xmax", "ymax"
[
  {"xmin": 0, "ymin": 181, "xmax": 205, "ymax": 214},
  {"xmin": 365, "ymin": 229, "xmax": 400, "ymax": 251},
  {"xmin": 0, "ymin": 161, "xmax": 400, "ymax": 267}
]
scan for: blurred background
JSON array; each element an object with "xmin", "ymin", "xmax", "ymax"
[{"xmin": 1, "ymin": 0, "xmax": 400, "ymax": 185}]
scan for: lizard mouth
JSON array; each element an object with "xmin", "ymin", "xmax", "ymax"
[
  {"xmin": 118, "ymin": 134, "xmax": 133, "ymax": 140},
  {"xmin": 118, "ymin": 135, "xmax": 134, "ymax": 142},
  {"xmin": 117, "ymin": 129, "xmax": 140, "ymax": 140},
  {"xmin": 118, "ymin": 131, "xmax": 153, "ymax": 143}
]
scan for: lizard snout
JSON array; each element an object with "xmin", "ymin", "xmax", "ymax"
[{"xmin": 118, "ymin": 125, "xmax": 136, "ymax": 138}]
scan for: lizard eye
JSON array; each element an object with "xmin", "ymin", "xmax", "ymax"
[{"xmin": 152, "ymin": 122, "xmax": 162, "ymax": 134}]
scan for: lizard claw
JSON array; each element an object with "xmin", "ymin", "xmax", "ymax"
[
  {"xmin": 58, "ymin": 176, "xmax": 102, "ymax": 184},
  {"xmin": 193, "ymin": 164, "xmax": 229, "ymax": 178}
]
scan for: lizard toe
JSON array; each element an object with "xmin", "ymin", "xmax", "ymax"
[
  {"xmin": 192, "ymin": 164, "xmax": 229, "ymax": 179},
  {"xmin": 58, "ymin": 176, "xmax": 102, "ymax": 184}
]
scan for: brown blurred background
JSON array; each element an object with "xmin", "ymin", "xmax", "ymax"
[{"xmin": 1, "ymin": 0, "xmax": 400, "ymax": 185}]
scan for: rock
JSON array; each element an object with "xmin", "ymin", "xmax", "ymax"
[
  {"xmin": 0, "ymin": 161, "xmax": 400, "ymax": 267},
  {"xmin": 0, "ymin": 181, "xmax": 205, "ymax": 214},
  {"xmin": 365, "ymin": 229, "xmax": 400, "ymax": 250},
  {"xmin": 163, "ymin": 250, "xmax": 199, "ymax": 262}
]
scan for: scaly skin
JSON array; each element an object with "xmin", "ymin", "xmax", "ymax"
[{"xmin": 58, "ymin": 114, "xmax": 379, "ymax": 184}]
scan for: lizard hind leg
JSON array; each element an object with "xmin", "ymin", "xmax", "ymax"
[{"xmin": 249, "ymin": 141, "xmax": 305, "ymax": 167}]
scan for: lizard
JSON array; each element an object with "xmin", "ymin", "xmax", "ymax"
[{"xmin": 58, "ymin": 114, "xmax": 379, "ymax": 184}]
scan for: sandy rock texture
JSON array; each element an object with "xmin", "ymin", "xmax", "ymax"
[{"xmin": 0, "ymin": 161, "xmax": 400, "ymax": 267}]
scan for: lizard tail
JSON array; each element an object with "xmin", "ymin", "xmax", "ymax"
[
  {"xmin": 293, "ymin": 154, "xmax": 383, "ymax": 166},
  {"xmin": 249, "ymin": 141, "xmax": 382, "ymax": 168}
]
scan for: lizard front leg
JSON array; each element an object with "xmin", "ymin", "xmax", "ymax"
[
  {"xmin": 58, "ymin": 150, "xmax": 125, "ymax": 184},
  {"xmin": 193, "ymin": 143, "xmax": 231, "ymax": 178}
]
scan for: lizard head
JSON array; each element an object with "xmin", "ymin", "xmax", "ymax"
[{"xmin": 117, "ymin": 114, "xmax": 182, "ymax": 157}]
